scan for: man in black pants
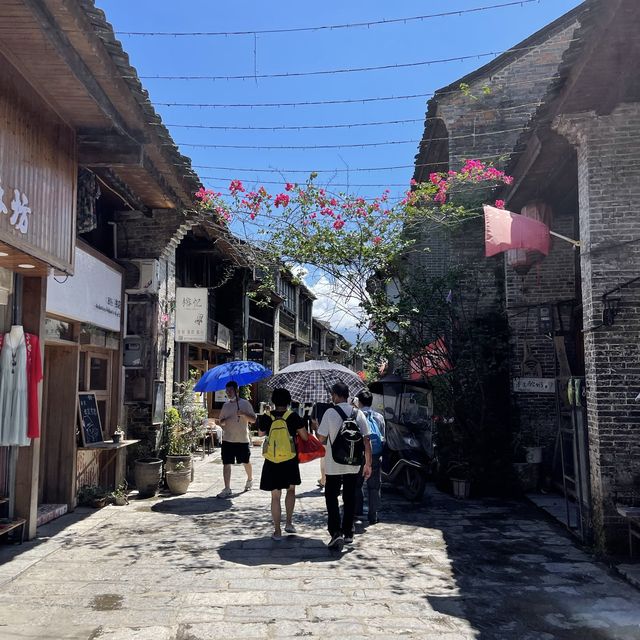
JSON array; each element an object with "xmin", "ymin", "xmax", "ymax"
[{"xmin": 316, "ymin": 382, "xmax": 372, "ymax": 550}]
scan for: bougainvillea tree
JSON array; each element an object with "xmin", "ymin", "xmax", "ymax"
[{"xmin": 194, "ymin": 159, "xmax": 512, "ymax": 343}]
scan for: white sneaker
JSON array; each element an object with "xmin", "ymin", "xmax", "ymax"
[
  {"xmin": 244, "ymin": 479, "xmax": 253, "ymax": 491},
  {"xmin": 217, "ymin": 487, "xmax": 232, "ymax": 499}
]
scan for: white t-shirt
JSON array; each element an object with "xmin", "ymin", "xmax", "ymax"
[
  {"xmin": 218, "ymin": 398, "xmax": 256, "ymax": 443},
  {"xmin": 318, "ymin": 402, "xmax": 370, "ymax": 476}
]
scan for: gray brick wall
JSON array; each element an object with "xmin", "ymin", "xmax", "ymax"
[
  {"xmin": 555, "ymin": 103, "xmax": 640, "ymax": 551},
  {"xmin": 415, "ymin": 21, "xmax": 580, "ymax": 320}
]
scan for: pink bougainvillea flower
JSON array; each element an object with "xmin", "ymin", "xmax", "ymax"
[
  {"xmin": 274, "ymin": 193, "xmax": 290, "ymax": 208},
  {"xmin": 410, "ymin": 178, "xmax": 417, "ymax": 186},
  {"xmin": 229, "ymin": 179, "xmax": 245, "ymax": 194},
  {"xmin": 494, "ymin": 199, "xmax": 506, "ymax": 209},
  {"xmin": 372, "ymin": 236, "xmax": 382, "ymax": 245},
  {"xmin": 333, "ymin": 219, "xmax": 345, "ymax": 230},
  {"xmin": 285, "ymin": 182, "xmax": 295, "ymax": 191}
]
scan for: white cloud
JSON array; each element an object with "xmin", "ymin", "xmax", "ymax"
[{"xmin": 305, "ymin": 274, "xmax": 369, "ymax": 343}]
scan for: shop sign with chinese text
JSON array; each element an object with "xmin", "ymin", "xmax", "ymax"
[
  {"xmin": 512, "ymin": 377, "xmax": 556, "ymax": 394},
  {"xmin": 46, "ymin": 246, "xmax": 122, "ymax": 332},
  {"xmin": 175, "ymin": 287, "xmax": 208, "ymax": 342},
  {"xmin": 0, "ymin": 67, "xmax": 76, "ymax": 272}
]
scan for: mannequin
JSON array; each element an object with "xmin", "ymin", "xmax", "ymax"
[{"xmin": 8, "ymin": 325, "xmax": 24, "ymax": 343}]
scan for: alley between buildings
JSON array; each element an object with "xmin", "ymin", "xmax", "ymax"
[{"xmin": 1, "ymin": 454, "xmax": 639, "ymax": 640}]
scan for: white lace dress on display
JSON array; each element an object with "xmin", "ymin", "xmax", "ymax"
[{"xmin": 0, "ymin": 333, "xmax": 29, "ymax": 446}]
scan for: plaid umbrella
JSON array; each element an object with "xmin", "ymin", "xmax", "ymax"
[{"xmin": 267, "ymin": 360, "xmax": 366, "ymax": 403}]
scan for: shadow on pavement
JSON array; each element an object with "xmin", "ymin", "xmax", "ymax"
[
  {"xmin": 375, "ymin": 485, "xmax": 640, "ymax": 640},
  {"xmin": 218, "ymin": 535, "xmax": 346, "ymax": 565},
  {"xmin": 151, "ymin": 495, "xmax": 233, "ymax": 515}
]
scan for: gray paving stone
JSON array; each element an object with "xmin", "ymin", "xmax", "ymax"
[{"xmin": 1, "ymin": 454, "xmax": 639, "ymax": 639}]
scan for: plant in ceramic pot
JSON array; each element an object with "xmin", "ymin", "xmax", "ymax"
[
  {"xmin": 112, "ymin": 426, "xmax": 125, "ymax": 444},
  {"xmin": 111, "ymin": 481, "xmax": 129, "ymax": 506},
  {"xmin": 165, "ymin": 460, "xmax": 191, "ymax": 495},
  {"xmin": 133, "ymin": 441, "xmax": 163, "ymax": 498}
]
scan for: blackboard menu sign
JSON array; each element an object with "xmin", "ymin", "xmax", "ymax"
[{"xmin": 78, "ymin": 393, "xmax": 104, "ymax": 446}]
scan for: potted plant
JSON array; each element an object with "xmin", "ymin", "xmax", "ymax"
[
  {"xmin": 164, "ymin": 407, "xmax": 192, "ymax": 473},
  {"xmin": 447, "ymin": 461, "xmax": 472, "ymax": 500},
  {"xmin": 165, "ymin": 460, "xmax": 191, "ymax": 495},
  {"xmin": 133, "ymin": 442, "xmax": 163, "ymax": 498},
  {"xmin": 111, "ymin": 481, "xmax": 129, "ymax": 506},
  {"xmin": 162, "ymin": 375, "xmax": 207, "ymax": 479},
  {"xmin": 77, "ymin": 485, "xmax": 108, "ymax": 508},
  {"xmin": 112, "ymin": 426, "xmax": 125, "ymax": 444}
]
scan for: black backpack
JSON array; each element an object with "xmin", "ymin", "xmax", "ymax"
[{"xmin": 330, "ymin": 406, "xmax": 365, "ymax": 466}]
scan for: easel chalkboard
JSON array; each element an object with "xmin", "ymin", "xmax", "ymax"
[{"xmin": 78, "ymin": 393, "xmax": 104, "ymax": 446}]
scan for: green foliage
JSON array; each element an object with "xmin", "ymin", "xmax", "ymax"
[
  {"xmin": 77, "ymin": 485, "xmax": 107, "ymax": 506},
  {"xmin": 239, "ymin": 384, "xmax": 252, "ymax": 401},
  {"xmin": 365, "ymin": 264, "xmax": 513, "ymax": 495},
  {"xmin": 162, "ymin": 376, "xmax": 207, "ymax": 457}
]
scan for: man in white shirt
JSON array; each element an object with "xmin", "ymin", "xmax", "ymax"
[
  {"xmin": 216, "ymin": 381, "xmax": 257, "ymax": 498},
  {"xmin": 317, "ymin": 382, "xmax": 372, "ymax": 550}
]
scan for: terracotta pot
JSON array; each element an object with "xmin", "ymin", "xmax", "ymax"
[
  {"xmin": 165, "ymin": 470, "xmax": 191, "ymax": 495},
  {"xmin": 134, "ymin": 458, "xmax": 163, "ymax": 498}
]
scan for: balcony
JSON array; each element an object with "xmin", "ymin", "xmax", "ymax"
[{"xmin": 298, "ymin": 320, "xmax": 311, "ymax": 345}]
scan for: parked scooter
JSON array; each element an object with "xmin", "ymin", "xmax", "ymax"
[{"xmin": 370, "ymin": 376, "xmax": 434, "ymax": 502}]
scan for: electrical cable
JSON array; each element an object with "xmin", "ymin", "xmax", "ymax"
[
  {"xmin": 153, "ymin": 79, "xmax": 557, "ymax": 108},
  {"xmin": 116, "ymin": 1, "xmax": 541, "ymax": 37},
  {"xmin": 133, "ymin": 41, "xmax": 575, "ymax": 81},
  {"xmin": 190, "ymin": 152, "xmax": 523, "ymax": 174},
  {"xmin": 155, "ymin": 101, "xmax": 542, "ymax": 130},
  {"xmin": 172, "ymin": 125, "xmax": 527, "ymax": 150}
]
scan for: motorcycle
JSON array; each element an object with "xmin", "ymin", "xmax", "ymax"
[{"xmin": 370, "ymin": 376, "xmax": 434, "ymax": 502}]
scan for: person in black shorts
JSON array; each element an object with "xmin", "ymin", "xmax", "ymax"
[
  {"xmin": 217, "ymin": 381, "xmax": 257, "ymax": 498},
  {"xmin": 258, "ymin": 388, "xmax": 309, "ymax": 540}
]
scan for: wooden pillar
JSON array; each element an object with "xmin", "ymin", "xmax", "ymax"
[{"xmin": 15, "ymin": 276, "xmax": 46, "ymax": 539}]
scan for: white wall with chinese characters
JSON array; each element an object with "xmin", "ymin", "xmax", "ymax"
[{"xmin": 46, "ymin": 246, "xmax": 122, "ymax": 332}]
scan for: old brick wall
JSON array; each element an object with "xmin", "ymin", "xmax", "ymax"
[
  {"xmin": 415, "ymin": 20, "xmax": 581, "ymax": 317},
  {"xmin": 506, "ymin": 213, "xmax": 579, "ymax": 461},
  {"xmin": 555, "ymin": 102, "xmax": 640, "ymax": 551},
  {"xmin": 115, "ymin": 208, "xmax": 198, "ymax": 447}
]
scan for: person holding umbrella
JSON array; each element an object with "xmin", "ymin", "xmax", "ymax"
[
  {"xmin": 194, "ymin": 361, "xmax": 271, "ymax": 499},
  {"xmin": 217, "ymin": 381, "xmax": 257, "ymax": 498}
]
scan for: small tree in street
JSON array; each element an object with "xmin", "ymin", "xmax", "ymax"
[{"xmin": 193, "ymin": 160, "xmax": 515, "ymax": 494}]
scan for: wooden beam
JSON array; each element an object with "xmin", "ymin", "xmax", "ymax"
[
  {"xmin": 78, "ymin": 130, "xmax": 144, "ymax": 167},
  {"xmin": 95, "ymin": 169, "xmax": 148, "ymax": 214},
  {"xmin": 23, "ymin": 0, "xmax": 140, "ymax": 143}
]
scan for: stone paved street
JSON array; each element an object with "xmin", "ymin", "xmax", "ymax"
[{"xmin": 1, "ymin": 452, "xmax": 640, "ymax": 640}]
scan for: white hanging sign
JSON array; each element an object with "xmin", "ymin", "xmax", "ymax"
[
  {"xmin": 175, "ymin": 287, "xmax": 208, "ymax": 343},
  {"xmin": 46, "ymin": 246, "xmax": 122, "ymax": 331}
]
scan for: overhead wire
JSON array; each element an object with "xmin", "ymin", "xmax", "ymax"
[
  {"xmin": 116, "ymin": 1, "xmax": 541, "ymax": 37},
  {"xmin": 172, "ymin": 125, "xmax": 528, "ymax": 150},
  {"xmin": 133, "ymin": 41, "xmax": 576, "ymax": 81},
  {"xmin": 153, "ymin": 101, "xmax": 543, "ymax": 130},
  {"xmin": 190, "ymin": 152, "xmax": 525, "ymax": 175},
  {"xmin": 153, "ymin": 80, "xmax": 557, "ymax": 108}
]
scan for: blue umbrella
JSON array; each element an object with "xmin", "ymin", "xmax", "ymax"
[{"xmin": 194, "ymin": 360, "xmax": 272, "ymax": 392}]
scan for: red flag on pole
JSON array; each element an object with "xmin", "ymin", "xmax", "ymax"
[{"xmin": 483, "ymin": 205, "xmax": 550, "ymax": 258}]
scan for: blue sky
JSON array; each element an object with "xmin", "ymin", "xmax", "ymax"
[
  {"xmin": 96, "ymin": 0, "xmax": 582, "ymax": 203},
  {"xmin": 95, "ymin": 0, "xmax": 583, "ymax": 338}
]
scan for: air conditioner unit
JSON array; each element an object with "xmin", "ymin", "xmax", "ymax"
[{"xmin": 127, "ymin": 259, "xmax": 160, "ymax": 294}]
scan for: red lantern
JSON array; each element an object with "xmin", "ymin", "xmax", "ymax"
[{"xmin": 506, "ymin": 201, "xmax": 552, "ymax": 275}]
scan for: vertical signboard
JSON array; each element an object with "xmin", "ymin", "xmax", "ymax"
[{"xmin": 175, "ymin": 287, "xmax": 208, "ymax": 343}]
